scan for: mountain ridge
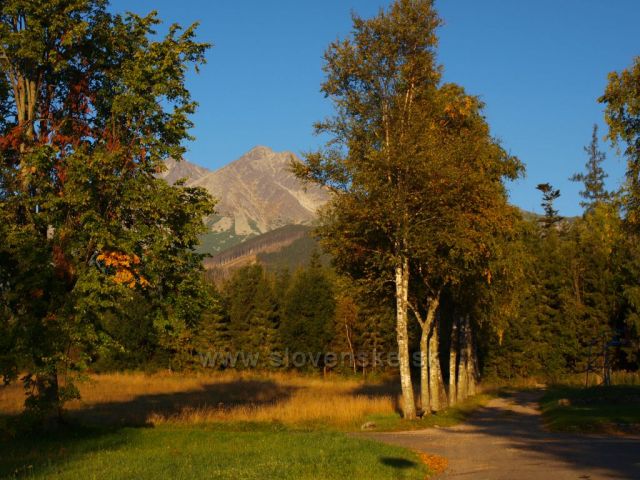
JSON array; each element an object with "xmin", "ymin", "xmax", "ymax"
[{"xmin": 161, "ymin": 146, "xmax": 329, "ymax": 254}]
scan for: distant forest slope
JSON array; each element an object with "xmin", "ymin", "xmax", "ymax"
[{"xmin": 203, "ymin": 224, "xmax": 327, "ymax": 283}]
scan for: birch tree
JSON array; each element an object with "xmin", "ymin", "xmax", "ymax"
[
  {"xmin": 295, "ymin": 0, "xmax": 521, "ymax": 417},
  {"xmin": 294, "ymin": 0, "xmax": 442, "ymax": 418},
  {"xmin": 405, "ymin": 84, "xmax": 522, "ymax": 412}
]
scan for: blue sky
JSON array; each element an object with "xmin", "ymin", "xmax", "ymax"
[{"xmin": 111, "ymin": 0, "xmax": 639, "ymax": 216}]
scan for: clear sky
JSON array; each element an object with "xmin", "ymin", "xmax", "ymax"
[{"xmin": 111, "ymin": 0, "xmax": 639, "ymax": 216}]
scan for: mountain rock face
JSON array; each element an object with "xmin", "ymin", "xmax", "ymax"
[
  {"xmin": 158, "ymin": 157, "xmax": 210, "ymax": 185},
  {"xmin": 162, "ymin": 146, "xmax": 329, "ymax": 253}
]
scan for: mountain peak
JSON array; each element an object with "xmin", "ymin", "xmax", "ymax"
[
  {"xmin": 161, "ymin": 147, "xmax": 329, "ymax": 252},
  {"xmin": 241, "ymin": 145, "xmax": 275, "ymax": 161},
  {"xmin": 159, "ymin": 157, "xmax": 210, "ymax": 185}
]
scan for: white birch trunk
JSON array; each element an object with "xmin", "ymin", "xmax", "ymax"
[
  {"xmin": 395, "ymin": 256, "xmax": 416, "ymax": 419},
  {"xmin": 419, "ymin": 325, "xmax": 429, "ymax": 413},
  {"xmin": 427, "ymin": 313, "xmax": 445, "ymax": 412},
  {"xmin": 419, "ymin": 296, "xmax": 440, "ymax": 413},
  {"xmin": 457, "ymin": 314, "xmax": 477, "ymax": 401},
  {"xmin": 448, "ymin": 316, "xmax": 459, "ymax": 406}
]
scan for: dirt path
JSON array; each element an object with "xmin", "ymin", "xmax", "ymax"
[{"xmin": 363, "ymin": 391, "xmax": 640, "ymax": 479}]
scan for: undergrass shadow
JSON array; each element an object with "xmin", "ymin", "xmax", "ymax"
[
  {"xmin": 0, "ymin": 379, "xmax": 299, "ymax": 478},
  {"xmin": 379, "ymin": 456, "xmax": 417, "ymax": 469},
  {"xmin": 0, "ymin": 422, "xmax": 131, "ymax": 479},
  {"xmin": 70, "ymin": 378, "xmax": 298, "ymax": 427}
]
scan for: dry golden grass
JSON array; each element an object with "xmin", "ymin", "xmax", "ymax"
[{"xmin": 0, "ymin": 371, "xmax": 399, "ymax": 428}]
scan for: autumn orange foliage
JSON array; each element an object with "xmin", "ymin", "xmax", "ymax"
[
  {"xmin": 418, "ymin": 452, "xmax": 448, "ymax": 476},
  {"xmin": 97, "ymin": 250, "xmax": 149, "ymax": 288}
]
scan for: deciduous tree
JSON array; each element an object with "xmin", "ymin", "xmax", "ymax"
[{"xmin": 0, "ymin": 0, "xmax": 213, "ymax": 420}]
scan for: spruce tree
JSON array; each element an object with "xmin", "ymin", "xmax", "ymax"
[
  {"xmin": 224, "ymin": 265, "xmax": 278, "ymax": 368},
  {"xmin": 571, "ymin": 124, "xmax": 610, "ymax": 211},
  {"xmin": 281, "ymin": 253, "xmax": 336, "ymax": 367},
  {"xmin": 537, "ymin": 183, "xmax": 562, "ymax": 230}
]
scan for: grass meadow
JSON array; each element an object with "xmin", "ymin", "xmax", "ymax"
[
  {"xmin": 1, "ymin": 424, "xmax": 432, "ymax": 480},
  {"xmin": 1, "ymin": 371, "xmax": 484, "ymax": 479},
  {"xmin": 2, "ymin": 370, "xmax": 638, "ymax": 478},
  {"xmin": 0, "ymin": 371, "xmax": 489, "ymax": 430}
]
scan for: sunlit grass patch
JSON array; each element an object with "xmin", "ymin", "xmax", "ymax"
[
  {"xmin": 1, "ymin": 371, "xmax": 401, "ymax": 430},
  {"xmin": 0, "ymin": 423, "xmax": 431, "ymax": 480}
]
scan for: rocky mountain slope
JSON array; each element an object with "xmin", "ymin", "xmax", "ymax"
[
  {"xmin": 162, "ymin": 146, "xmax": 329, "ymax": 253},
  {"xmin": 158, "ymin": 157, "xmax": 210, "ymax": 185}
]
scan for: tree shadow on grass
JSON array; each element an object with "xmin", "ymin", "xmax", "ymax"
[
  {"xmin": 352, "ymin": 377, "xmax": 402, "ymax": 414},
  {"xmin": 0, "ymin": 422, "xmax": 131, "ymax": 479},
  {"xmin": 379, "ymin": 456, "xmax": 418, "ymax": 469},
  {"xmin": 70, "ymin": 378, "xmax": 299, "ymax": 427},
  {"xmin": 0, "ymin": 378, "xmax": 299, "ymax": 478}
]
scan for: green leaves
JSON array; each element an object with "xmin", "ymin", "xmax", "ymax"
[{"xmin": 0, "ymin": 0, "xmax": 213, "ymax": 416}]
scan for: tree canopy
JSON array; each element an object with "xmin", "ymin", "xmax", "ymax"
[{"xmin": 0, "ymin": 0, "xmax": 213, "ymax": 418}]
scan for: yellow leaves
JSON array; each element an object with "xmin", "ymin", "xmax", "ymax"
[
  {"xmin": 97, "ymin": 251, "xmax": 140, "ymax": 268},
  {"xmin": 442, "ymin": 95, "xmax": 475, "ymax": 126},
  {"xmin": 97, "ymin": 250, "xmax": 149, "ymax": 289}
]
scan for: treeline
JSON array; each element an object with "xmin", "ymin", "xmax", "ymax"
[
  {"xmin": 96, "ymin": 254, "xmax": 397, "ymax": 374},
  {"xmin": 94, "ymin": 136, "xmax": 640, "ymax": 385},
  {"xmin": 483, "ymin": 127, "xmax": 640, "ymax": 381}
]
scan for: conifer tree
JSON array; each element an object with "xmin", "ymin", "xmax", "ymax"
[
  {"xmin": 281, "ymin": 253, "xmax": 336, "ymax": 367},
  {"xmin": 224, "ymin": 265, "xmax": 278, "ymax": 367},
  {"xmin": 537, "ymin": 183, "xmax": 562, "ymax": 230},
  {"xmin": 571, "ymin": 125, "xmax": 610, "ymax": 210},
  {"xmin": 192, "ymin": 285, "xmax": 230, "ymax": 369}
]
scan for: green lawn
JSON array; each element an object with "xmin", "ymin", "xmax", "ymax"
[
  {"xmin": 0, "ymin": 423, "xmax": 430, "ymax": 480},
  {"xmin": 541, "ymin": 385, "xmax": 640, "ymax": 433}
]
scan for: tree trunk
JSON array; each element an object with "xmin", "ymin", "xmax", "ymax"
[
  {"xmin": 457, "ymin": 314, "xmax": 477, "ymax": 401},
  {"xmin": 448, "ymin": 315, "xmax": 459, "ymax": 406},
  {"xmin": 419, "ymin": 325, "xmax": 429, "ymax": 413},
  {"xmin": 427, "ymin": 313, "xmax": 445, "ymax": 412},
  {"xmin": 395, "ymin": 255, "xmax": 416, "ymax": 419},
  {"xmin": 344, "ymin": 322, "xmax": 356, "ymax": 374},
  {"xmin": 419, "ymin": 295, "xmax": 440, "ymax": 413},
  {"xmin": 34, "ymin": 369, "xmax": 62, "ymax": 427}
]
